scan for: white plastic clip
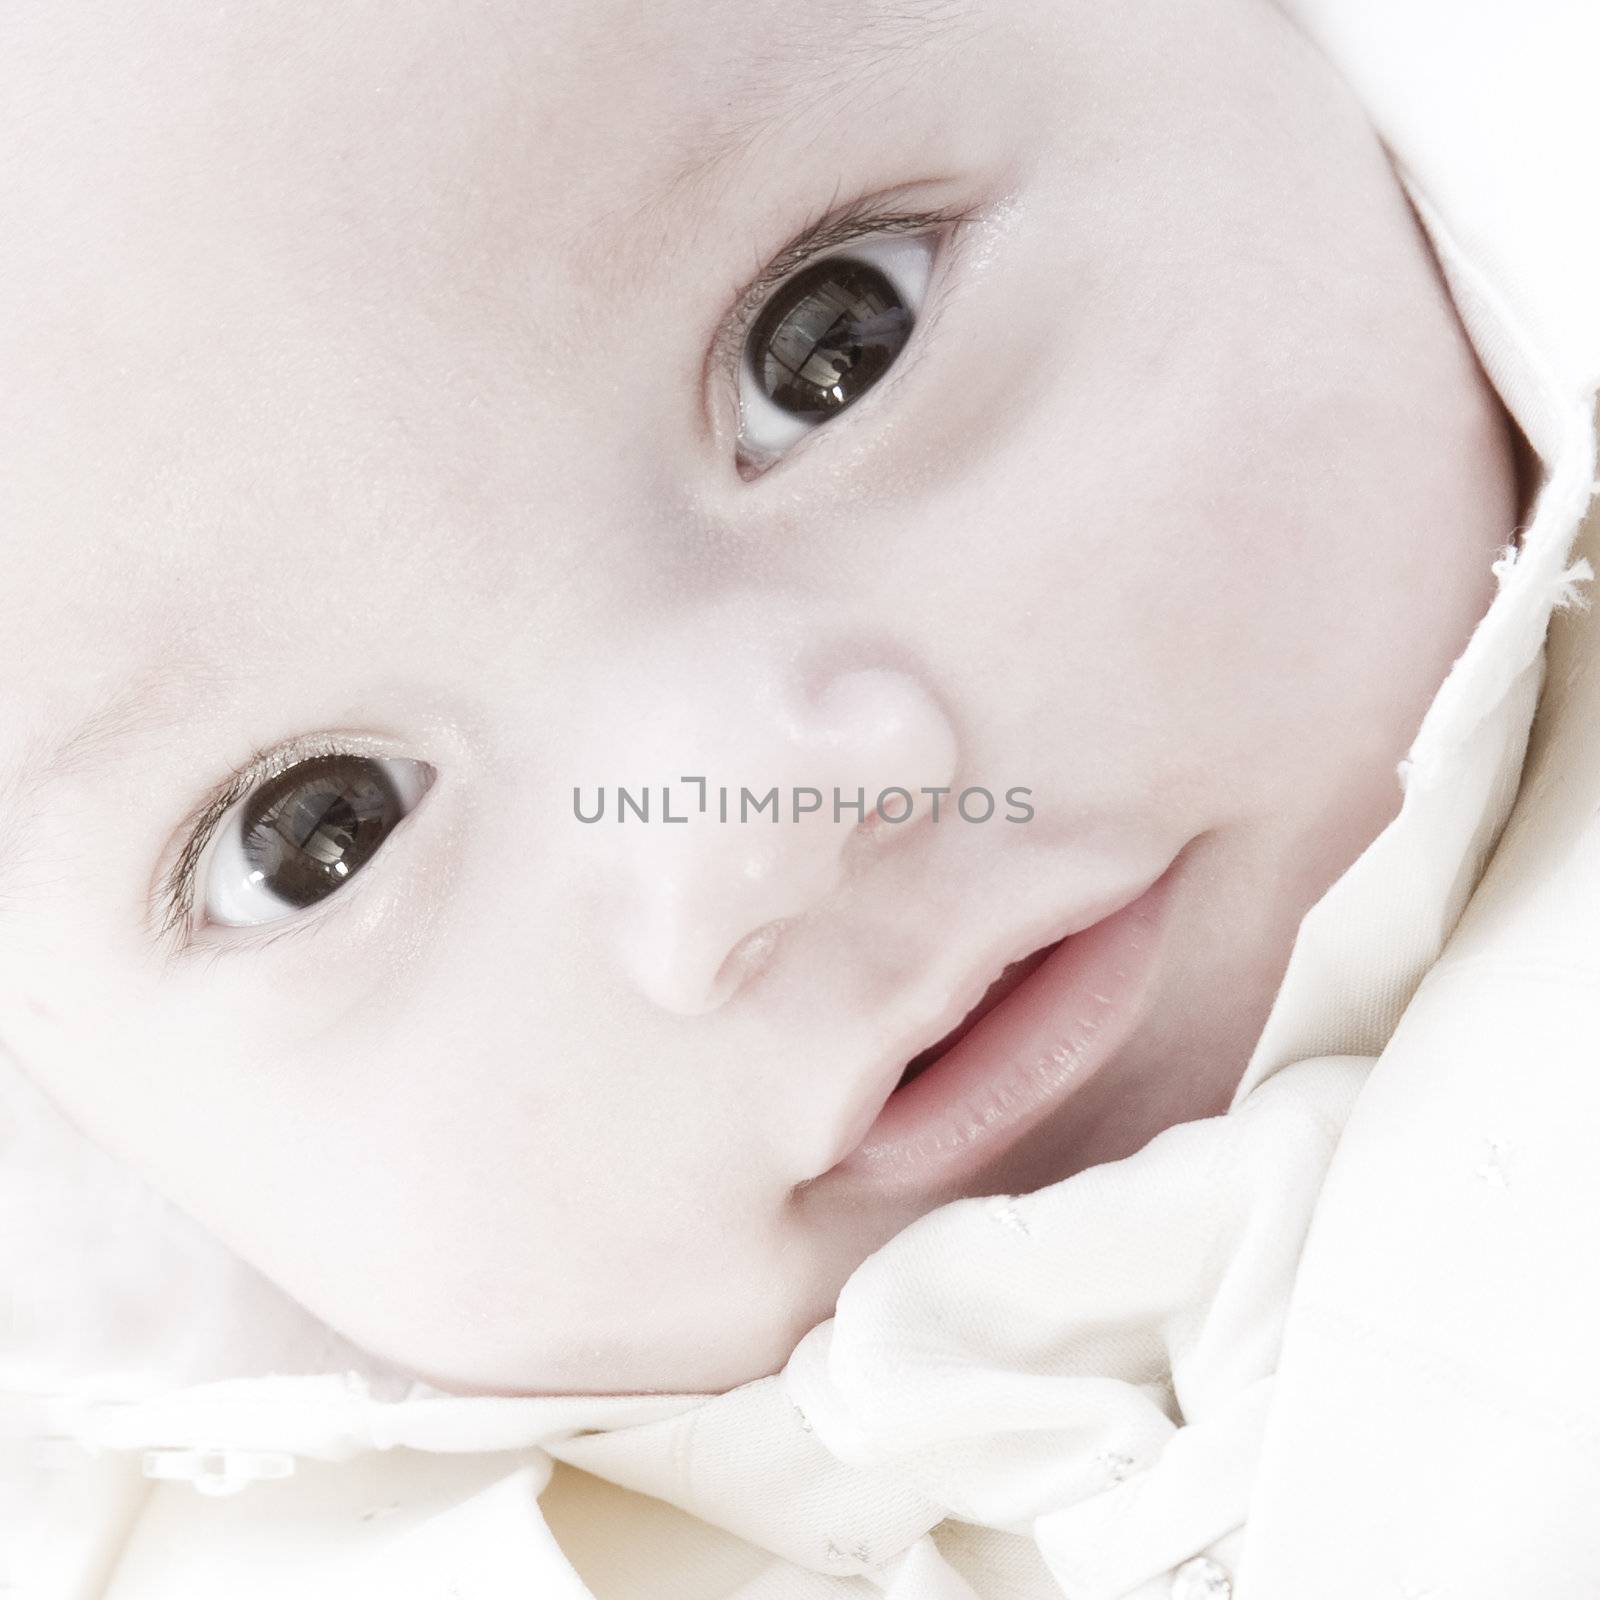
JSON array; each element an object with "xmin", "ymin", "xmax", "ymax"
[{"xmin": 141, "ymin": 1447, "xmax": 296, "ymax": 1497}]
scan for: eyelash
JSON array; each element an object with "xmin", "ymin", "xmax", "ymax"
[
  {"xmin": 708, "ymin": 191, "xmax": 983, "ymax": 433},
  {"xmin": 153, "ymin": 731, "xmax": 386, "ymax": 952}
]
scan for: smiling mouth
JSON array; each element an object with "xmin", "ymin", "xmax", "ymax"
[
  {"xmin": 893, "ymin": 938, "xmax": 1066, "ymax": 1091},
  {"xmin": 808, "ymin": 858, "xmax": 1180, "ymax": 1198}
]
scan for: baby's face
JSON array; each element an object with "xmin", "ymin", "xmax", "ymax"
[{"xmin": 0, "ymin": 0, "xmax": 1515, "ymax": 1394}]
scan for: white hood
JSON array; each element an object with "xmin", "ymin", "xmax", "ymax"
[{"xmin": 7, "ymin": 3, "xmax": 1600, "ymax": 1597}]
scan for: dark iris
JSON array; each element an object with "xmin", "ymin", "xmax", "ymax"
[
  {"xmin": 746, "ymin": 255, "xmax": 914, "ymax": 423},
  {"xmin": 237, "ymin": 753, "xmax": 404, "ymax": 909}
]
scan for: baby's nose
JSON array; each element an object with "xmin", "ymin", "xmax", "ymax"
[{"xmin": 584, "ymin": 609, "xmax": 958, "ymax": 1015}]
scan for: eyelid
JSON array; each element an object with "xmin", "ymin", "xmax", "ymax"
[
  {"xmin": 706, "ymin": 190, "xmax": 983, "ymax": 453},
  {"xmin": 150, "ymin": 730, "xmax": 417, "ymax": 953}
]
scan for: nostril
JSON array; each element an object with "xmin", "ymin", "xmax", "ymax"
[{"xmin": 709, "ymin": 921, "xmax": 786, "ymax": 1006}]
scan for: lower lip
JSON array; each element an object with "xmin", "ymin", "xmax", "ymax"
[{"xmin": 824, "ymin": 863, "xmax": 1177, "ymax": 1196}]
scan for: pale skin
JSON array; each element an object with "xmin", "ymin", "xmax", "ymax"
[{"xmin": 0, "ymin": 0, "xmax": 1518, "ymax": 1394}]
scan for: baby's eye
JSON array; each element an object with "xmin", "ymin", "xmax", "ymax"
[
  {"xmin": 198, "ymin": 752, "xmax": 434, "ymax": 929},
  {"xmin": 737, "ymin": 232, "xmax": 937, "ymax": 468}
]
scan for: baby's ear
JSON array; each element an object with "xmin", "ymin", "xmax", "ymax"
[{"xmin": 0, "ymin": 1050, "xmax": 412, "ymax": 1400}]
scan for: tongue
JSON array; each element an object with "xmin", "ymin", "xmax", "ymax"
[{"xmin": 897, "ymin": 937, "xmax": 1066, "ymax": 1088}]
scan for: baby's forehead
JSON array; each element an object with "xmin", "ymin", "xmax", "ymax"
[
  {"xmin": 0, "ymin": 0, "xmax": 1000, "ymax": 562},
  {"xmin": 3, "ymin": 0, "xmax": 981, "ymax": 207}
]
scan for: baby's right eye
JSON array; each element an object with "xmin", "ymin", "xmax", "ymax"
[{"xmin": 197, "ymin": 751, "xmax": 434, "ymax": 929}]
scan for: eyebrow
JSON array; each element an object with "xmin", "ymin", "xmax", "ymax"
[
  {"xmin": 574, "ymin": 0, "xmax": 980, "ymax": 291},
  {"xmin": 0, "ymin": 662, "xmax": 212, "ymax": 908},
  {"xmin": 9, "ymin": 661, "xmax": 211, "ymax": 789},
  {"xmin": 681, "ymin": 0, "xmax": 973, "ymax": 182}
]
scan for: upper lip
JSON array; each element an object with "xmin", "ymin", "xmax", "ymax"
[{"xmin": 807, "ymin": 874, "xmax": 1167, "ymax": 1181}]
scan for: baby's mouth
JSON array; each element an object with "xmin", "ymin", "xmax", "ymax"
[
  {"xmin": 803, "ymin": 858, "xmax": 1181, "ymax": 1198},
  {"xmin": 894, "ymin": 938, "xmax": 1067, "ymax": 1090}
]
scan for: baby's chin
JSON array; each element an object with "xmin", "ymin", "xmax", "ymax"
[
  {"xmin": 384, "ymin": 1300, "xmax": 837, "ymax": 1399},
  {"xmin": 323, "ymin": 1220, "xmax": 875, "ymax": 1399}
]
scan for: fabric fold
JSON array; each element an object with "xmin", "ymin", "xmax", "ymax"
[{"xmin": 21, "ymin": 1054, "xmax": 1366, "ymax": 1597}]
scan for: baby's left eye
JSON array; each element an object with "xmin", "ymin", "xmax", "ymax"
[
  {"xmin": 737, "ymin": 233, "xmax": 937, "ymax": 468},
  {"xmin": 198, "ymin": 752, "xmax": 434, "ymax": 930}
]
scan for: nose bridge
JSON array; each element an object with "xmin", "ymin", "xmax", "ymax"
[{"xmin": 589, "ymin": 599, "xmax": 959, "ymax": 1015}]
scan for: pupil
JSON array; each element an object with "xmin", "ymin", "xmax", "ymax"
[
  {"xmin": 239, "ymin": 753, "xmax": 403, "ymax": 909},
  {"xmin": 748, "ymin": 256, "xmax": 913, "ymax": 423}
]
